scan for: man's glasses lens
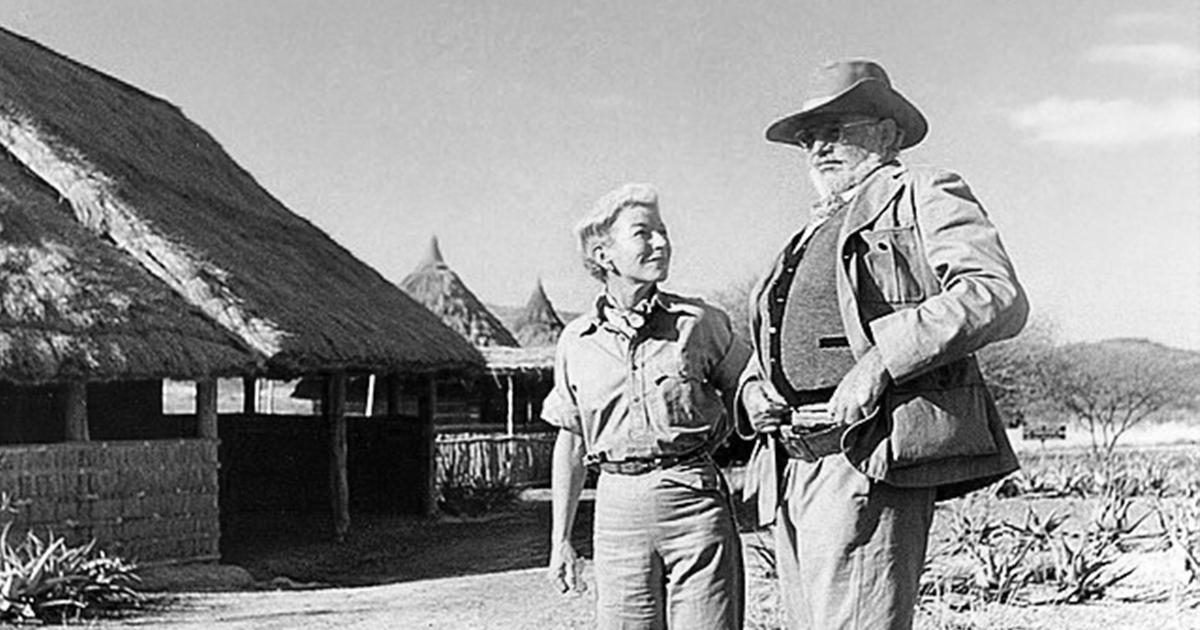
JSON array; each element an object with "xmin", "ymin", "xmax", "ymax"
[{"xmin": 794, "ymin": 120, "xmax": 876, "ymax": 150}]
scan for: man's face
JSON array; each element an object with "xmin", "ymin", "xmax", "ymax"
[
  {"xmin": 801, "ymin": 116, "xmax": 891, "ymax": 198},
  {"xmin": 594, "ymin": 205, "xmax": 671, "ymax": 286}
]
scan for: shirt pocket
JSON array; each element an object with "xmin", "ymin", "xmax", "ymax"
[
  {"xmin": 651, "ymin": 358, "xmax": 720, "ymax": 428},
  {"xmin": 859, "ymin": 227, "xmax": 926, "ymax": 305}
]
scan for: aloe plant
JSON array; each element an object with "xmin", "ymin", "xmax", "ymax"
[{"xmin": 0, "ymin": 508, "xmax": 142, "ymax": 623}]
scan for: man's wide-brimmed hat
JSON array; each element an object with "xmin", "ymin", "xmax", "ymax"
[{"xmin": 766, "ymin": 59, "xmax": 928, "ymax": 150}]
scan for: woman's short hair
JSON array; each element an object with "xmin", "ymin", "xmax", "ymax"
[{"xmin": 574, "ymin": 183, "xmax": 659, "ymax": 281}]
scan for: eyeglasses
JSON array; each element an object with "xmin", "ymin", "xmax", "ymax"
[{"xmin": 793, "ymin": 119, "xmax": 878, "ymax": 150}]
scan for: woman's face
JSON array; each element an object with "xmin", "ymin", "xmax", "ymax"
[{"xmin": 594, "ymin": 205, "xmax": 671, "ymax": 287}]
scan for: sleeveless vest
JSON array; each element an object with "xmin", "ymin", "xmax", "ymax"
[{"xmin": 766, "ymin": 209, "xmax": 857, "ymax": 405}]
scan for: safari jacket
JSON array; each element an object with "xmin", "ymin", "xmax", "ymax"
[{"xmin": 740, "ymin": 162, "xmax": 1027, "ymax": 506}]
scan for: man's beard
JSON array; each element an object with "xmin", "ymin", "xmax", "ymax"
[{"xmin": 808, "ymin": 157, "xmax": 883, "ymax": 201}]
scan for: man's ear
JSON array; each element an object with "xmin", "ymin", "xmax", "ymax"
[{"xmin": 880, "ymin": 119, "xmax": 904, "ymax": 152}]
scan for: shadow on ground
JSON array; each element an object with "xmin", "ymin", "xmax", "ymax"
[{"xmin": 212, "ymin": 495, "xmax": 597, "ymax": 589}]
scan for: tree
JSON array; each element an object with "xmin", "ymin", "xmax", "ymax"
[
  {"xmin": 1039, "ymin": 339, "xmax": 1198, "ymax": 459},
  {"xmin": 977, "ymin": 317, "xmax": 1059, "ymax": 427},
  {"xmin": 706, "ymin": 275, "xmax": 757, "ymax": 344}
]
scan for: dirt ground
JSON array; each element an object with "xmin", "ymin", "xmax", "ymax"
[{"xmin": 88, "ymin": 486, "xmax": 1200, "ymax": 630}]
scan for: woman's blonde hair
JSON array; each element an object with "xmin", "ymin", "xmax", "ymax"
[{"xmin": 573, "ymin": 183, "xmax": 659, "ymax": 281}]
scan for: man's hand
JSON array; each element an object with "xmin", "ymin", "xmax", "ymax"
[
  {"xmin": 829, "ymin": 347, "xmax": 891, "ymax": 426},
  {"xmin": 743, "ymin": 380, "xmax": 791, "ymax": 433},
  {"xmin": 548, "ymin": 541, "xmax": 584, "ymax": 594}
]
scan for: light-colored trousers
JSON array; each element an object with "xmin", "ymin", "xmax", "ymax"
[
  {"xmin": 775, "ymin": 456, "xmax": 936, "ymax": 630},
  {"xmin": 593, "ymin": 460, "xmax": 744, "ymax": 630}
]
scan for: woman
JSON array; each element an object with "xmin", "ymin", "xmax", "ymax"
[{"xmin": 543, "ymin": 183, "xmax": 749, "ymax": 630}]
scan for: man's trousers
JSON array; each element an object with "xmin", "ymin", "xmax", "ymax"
[{"xmin": 775, "ymin": 455, "xmax": 936, "ymax": 630}]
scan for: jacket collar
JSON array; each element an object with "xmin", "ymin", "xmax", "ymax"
[{"xmin": 839, "ymin": 161, "xmax": 908, "ymax": 242}]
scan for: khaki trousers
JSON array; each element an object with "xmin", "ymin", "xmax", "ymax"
[
  {"xmin": 593, "ymin": 460, "xmax": 744, "ymax": 630},
  {"xmin": 775, "ymin": 456, "xmax": 935, "ymax": 630}
]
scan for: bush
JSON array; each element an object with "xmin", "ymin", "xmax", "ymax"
[
  {"xmin": 437, "ymin": 483, "xmax": 520, "ymax": 518},
  {"xmin": 0, "ymin": 494, "xmax": 143, "ymax": 624}
]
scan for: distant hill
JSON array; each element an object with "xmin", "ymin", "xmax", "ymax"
[
  {"xmin": 1077, "ymin": 338, "xmax": 1200, "ymax": 370},
  {"xmin": 1070, "ymin": 338, "xmax": 1200, "ymax": 416}
]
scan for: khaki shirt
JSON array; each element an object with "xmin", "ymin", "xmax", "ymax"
[{"xmin": 542, "ymin": 290, "xmax": 750, "ymax": 461}]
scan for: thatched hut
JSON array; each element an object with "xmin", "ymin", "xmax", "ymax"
[
  {"xmin": 0, "ymin": 26, "xmax": 482, "ymax": 561},
  {"xmin": 511, "ymin": 279, "xmax": 566, "ymax": 347},
  {"xmin": 400, "ymin": 237, "xmax": 520, "ymax": 348},
  {"xmin": 436, "ymin": 283, "xmax": 566, "ymax": 490}
]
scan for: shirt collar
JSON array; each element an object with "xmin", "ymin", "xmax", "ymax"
[{"xmin": 582, "ymin": 286, "xmax": 675, "ymax": 336}]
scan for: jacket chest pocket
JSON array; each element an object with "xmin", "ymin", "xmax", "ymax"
[{"xmin": 858, "ymin": 227, "xmax": 926, "ymax": 305}]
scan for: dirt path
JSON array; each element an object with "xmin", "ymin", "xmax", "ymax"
[
  {"xmin": 104, "ymin": 558, "xmax": 1200, "ymax": 630},
  {"xmin": 92, "ymin": 491, "xmax": 1200, "ymax": 630},
  {"xmin": 115, "ymin": 567, "xmax": 596, "ymax": 630}
]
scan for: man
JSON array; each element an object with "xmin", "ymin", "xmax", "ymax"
[
  {"xmin": 738, "ymin": 60, "xmax": 1028, "ymax": 629},
  {"xmin": 545, "ymin": 183, "xmax": 749, "ymax": 630}
]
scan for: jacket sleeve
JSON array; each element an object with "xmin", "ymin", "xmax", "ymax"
[{"xmin": 869, "ymin": 169, "xmax": 1029, "ymax": 382}]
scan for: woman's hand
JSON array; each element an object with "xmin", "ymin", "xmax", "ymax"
[{"xmin": 547, "ymin": 541, "xmax": 584, "ymax": 594}]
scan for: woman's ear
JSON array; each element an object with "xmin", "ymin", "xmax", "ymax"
[{"xmin": 590, "ymin": 242, "xmax": 613, "ymax": 275}]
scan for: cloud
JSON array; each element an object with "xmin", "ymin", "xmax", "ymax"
[
  {"xmin": 1108, "ymin": 12, "xmax": 1178, "ymax": 30},
  {"xmin": 1010, "ymin": 97, "xmax": 1200, "ymax": 146},
  {"xmin": 1084, "ymin": 42, "xmax": 1200, "ymax": 72}
]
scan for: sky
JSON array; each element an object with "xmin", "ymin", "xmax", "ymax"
[{"xmin": 4, "ymin": 0, "xmax": 1199, "ymax": 349}]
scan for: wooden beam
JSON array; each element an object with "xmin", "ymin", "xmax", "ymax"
[
  {"xmin": 365, "ymin": 374, "xmax": 377, "ymax": 417},
  {"xmin": 506, "ymin": 376, "xmax": 515, "ymax": 436},
  {"xmin": 416, "ymin": 375, "xmax": 437, "ymax": 516},
  {"xmin": 62, "ymin": 381, "xmax": 89, "ymax": 441},
  {"xmin": 196, "ymin": 379, "xmax": 218, "ymax": 439},
  {"xmin": 326, "ymin": 372, "xmax": 350, "ymax": 542}
]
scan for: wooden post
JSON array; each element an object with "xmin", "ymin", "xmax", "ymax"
[
  {"xmin": 326, "ymin": 372, "xmax": 350, "ymax": 542},
  {"xmin": 416, "ymin": 375, "xmax": 437, "ymax": 516},
  {"xmin": 196, "ymin": 379, "xmax": 218, "ymax": 439},
  {"xmin": 506, "ymin": 375, "xmax": 516, "ymax": 436},
  {"xmin": 63, "ymin": 381, "xmax": 89, "ymax": 441},
  {"xmin": 242, "ymin": 378, "xmax": 257, "ymax": 415},
  {"xmin": 386, "ymin": 373, "xmax": 401, "ymax": 417},
  {"xmin": 365, "ymin": 374, "xmax": 377, "ymax": 417}
]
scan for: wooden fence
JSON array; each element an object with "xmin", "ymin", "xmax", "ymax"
[{"xmin": 435, "ymin": 431, "xmax": 555, "ymax": 488}]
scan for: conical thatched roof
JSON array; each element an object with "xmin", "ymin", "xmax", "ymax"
[
  {"xmin": 0, "ymin": 27, "xmax": 482, "ymax": 383},
  {"xmin": 400, "ymin": 237, "xmax": 519, "ymax": 348},
  {"xmin": 511, "ymin": 279, "xmax": 564, "ymax": 347}
]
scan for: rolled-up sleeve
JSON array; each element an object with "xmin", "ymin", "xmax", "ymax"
[
  {"xmin": 706, "ymin": 308, "xmax": 752, "ymax": 394},
  {"xmin": 541, "ymin": 336, "xmax": 584, "ymax": 435},
  {"xmin": 870, "ymin": 169, "xmax": 1029, "ymax": 382}
]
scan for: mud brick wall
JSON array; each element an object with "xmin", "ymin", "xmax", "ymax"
[{"xmin": 0, "ymin": 439, "xmax": 219, "ymax": 564}]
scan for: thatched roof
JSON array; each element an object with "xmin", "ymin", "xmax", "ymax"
[
  {"xmin": 511, "ymin": 279, "xmax": 564, "ymax": 347},
  {"xmin": 400, "ymin": 237, "xmax": 519, "ymax": 348},
  {"xmin": 0, "ymin": 27, "xmax": 482, "ymax": 383},
  {"xmin": 0, "ymin": 154, "xmax": 256, "ymax": 383}
]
